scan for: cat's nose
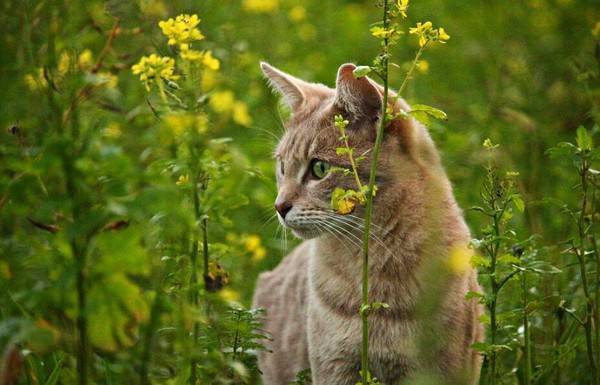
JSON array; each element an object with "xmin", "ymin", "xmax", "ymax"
[{"xmin": 275, "ymin": 200, "xmax": 293, "ymax": 219}]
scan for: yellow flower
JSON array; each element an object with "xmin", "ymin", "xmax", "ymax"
[
  {"xmin": 233, "ymin": 101, "xmax": 252, "ymax": 126},
  {"xmin": 158, "ymin": 14, "xmax": 204, "ymax": 46},
  {"xmin": 58, "ymin": 51, "xmax": 72, "ymax": 76},
  {"xmin": 202, "ymin": 50, "xmax": 220, "ymax": 71},
  {"xmin": 438, "ymin": 27, "xmax": 450, "ymax": 42},
  {"xmin": 288, "ymin": 5, "xmax": 306, "ymax": 23},
  {"xmin": 179, "ymin": 43, "xmax": 204, "ymax": 62},
  {"xmin": 447, "ymin": 244, "xmax": 473, "ymax": 275},
  {"xmin": 242, "ymin": 0, "xmax": 279, "ymax": 13},
  {"xmin": 370, "ymin": 26, "xmax": 395, "ymax": 39},
  {"xmin": 244, "ymin": 235, "xmax": 261, "ymax": 252},
  {"xmin": 103, "ymin": 122, "xmax": 122, "ymax": 138},
  {"xmin": 176, "ymin": 174, "xmax": 189, "ymax": 186},
  {"xmin": 97, "ymin": 72, "xmax": 118, "ymax": 88},
  {"xmin": 164, "ymin": 113, "xmax": 208, "ymax": 136},
  {"xmin": 396, "ymin": 0, "xmax": 409, "ymax": 18},
  {"xmin": 78, "ymin": 49, "xmax": 94, "ymax": 71},
  {"xmin": 209, "ymin": 90, "xmax": 235, "ymax": 113},
  {"xmin": 409, "ymin": 21, "xmax": 432, "ymax": 35},
  {"xmin": 131, "ymin": 54, "xmax": 179, "ymax": 91},
  {"xmin": 24, "ymin": 68, "xmax": 48, "ymax": 91},
  {"xmin": 244, "ymin": 235, "xmax": 266, "ymax": 262},
  {"xmin": 416, "ymin": 59, "xmax": 429, "ymax": 74},
  {"xmin": 331, "ymin": 188, "xmax": 357, "ymax": 215},
  {"xmin": 201, "ymin": 69, "xmax": 218, "ymax": 92},
  {"xmin": 219, "ymin": 288, "xmax": 240, "ymax": 303},
  {"xmin": 410, "ymin": 22, "xmax": 449, "ymax": 47}
]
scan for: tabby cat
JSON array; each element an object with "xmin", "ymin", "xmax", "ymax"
[{"xmin": 252, "ymin": 62, "xmax": 483, "ymax": 385}]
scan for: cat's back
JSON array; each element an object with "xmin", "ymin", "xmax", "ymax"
[{"xmin": 252, "ymin": 241, "xmax": 311, "ymax": 384}]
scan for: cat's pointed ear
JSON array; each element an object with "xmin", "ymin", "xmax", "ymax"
[
  {"xmin": 260, "ymin": 62, "xmax": 307, "ymax": 110},
  {"xmin": 334, "ymin": 63, "xmax": 382, "ymax": 122}
]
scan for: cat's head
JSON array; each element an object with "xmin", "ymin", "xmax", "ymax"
[{"xmin": 261, "ymin": 62, "xmax": 440, "ymax": 240}]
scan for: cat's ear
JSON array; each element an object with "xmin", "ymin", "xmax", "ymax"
[
  {"xmin": 260, "ymin": 62, "xmax": 308, "ymax": 110},
  {"xmin": 334, "ymin": 63, "xmax": 382, "ymax": 122}
]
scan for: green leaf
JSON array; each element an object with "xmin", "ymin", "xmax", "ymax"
[
  {"xmin": 576, "ymin": 126, "xmax": 593, "ymax": 151},
  {"xmin": 410, "ymin": 104, "xmax": 448, "ymax": 121},
  {"xmin": 353, "ymin": 66, "xmax": 372, "ymax": 78},
  {"xmin": 512, "ymin": 194, "xmax": 525, "ymax": 212},
  {"xmin": 498, "ymin": 254, "xmax": 521, "ymax": 265}
]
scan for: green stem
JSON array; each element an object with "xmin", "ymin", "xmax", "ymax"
[
  {"xmin": 577, "ymin": 158, "xmax": 598, "ymax": 385},
  {"xmin": 522, "ymin": 270, "xmax": 531, "ymax": 385},
  {"xmin": 360, "ymin": 2, "xmax": 389, "ymax": 382},
  {"xmin": 189, "ymin": 169, "xmax": 201, "ymax": 385}
]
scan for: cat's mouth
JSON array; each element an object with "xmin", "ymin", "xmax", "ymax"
[{"xmin": 278, "ymin": 214, "xmax": 323, "ymax": 240}]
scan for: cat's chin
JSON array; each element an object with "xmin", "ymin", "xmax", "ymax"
[{"xmin": 290, "ymin": 228, "xmax": 322, "ymax": 240}]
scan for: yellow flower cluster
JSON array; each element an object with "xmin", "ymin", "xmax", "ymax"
[
  {"xmin": 131, "ymin": 54, "xmax": 179, "ymax": 91},
  {"xmin": 180, "ymin": 45, "xmax": 220, "ymax": 70},
  {"xmin": 158, "ymin": 14, "xmax": 204, "ymax": 46},
  {"xmin": 25, "ymin": 49, "xmax": 118, "ymax": 92},
  {"xmin": 409, "ymin": 21, "xmax": 450, "ymax": 47},
  {"xmin": 242, "ymin": 0, "xmax": 279, "ymax": 13},
  {"xmin": 396, "ymin": 0, "xmax": 409, "ymax": 18},
  {"xmin": 209, "ymin": 90, "xmax": 252, "ymax": 126},
  {"xmin": 243, "ymin": 234, "xmax": 267, "ymax": 262},
  {"xmin": 164, "ymin": 112, "xmax": 209, "ymax": 136},
  {"xmin": 156, "ymin": 14, "xmax": 220, "ymax": 70}
]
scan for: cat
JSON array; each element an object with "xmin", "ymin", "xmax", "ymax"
[{"xmin": 252, "ymin": 62, "xmax": 484, "ymax": 385}]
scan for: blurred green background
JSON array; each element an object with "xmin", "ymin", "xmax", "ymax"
[{"xmin": 0, "ymin": 0, "xmax": 598, "ymax": 384}]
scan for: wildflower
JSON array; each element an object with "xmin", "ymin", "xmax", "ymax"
[
  {"xmin": 78, "ymin": 49, "xmax": 94, "ymax": 71},
  {"xmin": 396, "ymin": 0, "xmax": 409, "ymax": 18},
  {"xmin": 103, "ymin": 122, "xmax": 122, "ymax": 138},
  {"xmin": 233, "ymin": 101, "xmax": 252, "ymax": 126},
  {"xmin": 131, "ymin": 54, "xmax": 179, "ymax": 91},
  {"xmin": 370, "ymin": 26, "xmax": 396, "ymax": 39},
  {"xmin": 288, "ymin": 5, "xmax": 306, "ymax": 23},
  {"xmin": 409, "ymin": 22, "xmax": 450, "ymax": 47},
  {"xmin": 409, "ymin": 21, "xmax": 432, "ymax": 47},
  {"xmin": 483, "ymin": 138, "xmax": 499, "ymax": 149},
  {"xmin": 179, "ymin": 44, "xmax": 204, "ymax": 62},
  {"xmin": 447, "ymin": 244, "xmax": 473, "ymax": 274},
  {"xmin": 24, "ymin": 68, "xmax": 48, "ymax": 91},
  {"xmin": 416, "ymin": 59, "xmax": 429, "ymax": 74},
  {"xmin": 164, "ymin": 113, "xmax": 208, "ymax": 136},
  {"xmin": 202, "ymin": 50, "xmax": 220, "ymax": 71},
  {"xmin": 331, "ymin": 187, "xmax": 358, "ymax": 215},
  {"xmin": 97, "ymin": 72, "xmax": 118, "ymax": 88},
  {"xmin": 244, "ymin": 234, "xmax": 267, "ymax": 262},
  {"xmin": 158, "ymin": 14, "xmax": 204, "ymax": 46},
  {"xmin": 438, "ymin": 27, "xmax": 450, "ymax": 42},
  {"xmin": 219, "ymin": 288, "xmax": 240, "ymax": 303},
  {"xmin": 58, "ymin": 51, "xmax": 72, "ymax": 76},
  {"xmin": 209, "ymin": 90, "xmax": 235, "ymax": 114},
  {"xmin": 176, "ymin": 174, "xmax": 189, "ymax": 186},
  {"xmin": 242, "ymin": 0, "xmax": 279, "ymax": 13},
  {"xmin": 201, "ymin": 69, "xmax": 218, "ymax": 92}
]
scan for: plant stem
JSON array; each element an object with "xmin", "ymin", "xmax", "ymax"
[
  {"xmin": 488, "ymin": 205, "xmax": 502, "ymax": 385},
  {"xmin": 360, "ymin": 1, "xmax": 389, "ymax": 381},
  {"xmin": 522, "ymin": 270, "xmax": 532, "ymax": 385},
  {"xmin": 576, "ymin": 158, "xmax": 598, "ymax": 385},
  {"xmin": 189, "ymin": 169, "xmax": 201, "ymax": 385}
]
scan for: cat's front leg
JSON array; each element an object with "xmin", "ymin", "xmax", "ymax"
[{"xmin": 307, "ymin": 302, "xmax": 362, "ymax": 385}]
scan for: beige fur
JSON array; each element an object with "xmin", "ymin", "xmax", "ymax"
[{"xmin": 253, "ymin": 62, "xmax": 484, "ymax": 385}]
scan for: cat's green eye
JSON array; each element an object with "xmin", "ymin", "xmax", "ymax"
[{"xmin": 310, "ymin": 159, "xmax": 330, "ymax": 179}]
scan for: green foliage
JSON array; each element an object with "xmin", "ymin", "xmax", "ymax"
[{"xmin": 0, "ymin": 0, "xmax": 598, "ymax": 384}]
